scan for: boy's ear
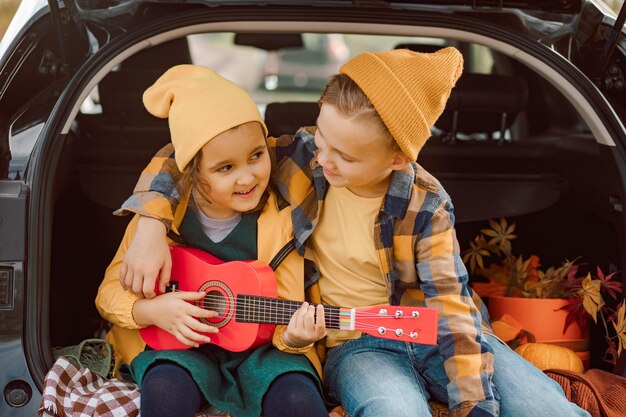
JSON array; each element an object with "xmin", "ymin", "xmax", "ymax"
[{"xmin": 390, "ymin": 152, "xmax": 412, "ymax": 170}]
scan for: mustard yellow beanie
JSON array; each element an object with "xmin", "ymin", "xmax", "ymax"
[
  {"xmin": 143, "ymin": 64, "xmax": 267, "ymax": 171},
  {"xmin": 339, "ymin": 47, "xmax": 463, "ymax": 160}
]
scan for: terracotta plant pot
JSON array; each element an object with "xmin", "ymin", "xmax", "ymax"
[{"xmin": 488, "ymin": 296, "xmax": 590, "ymax": 367}]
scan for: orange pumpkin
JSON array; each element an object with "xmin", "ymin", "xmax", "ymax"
[{"xmin": 515, "ymin": 343, "xmax": 584, "ymax": 373}]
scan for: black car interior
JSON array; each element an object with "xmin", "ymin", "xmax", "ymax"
[{"xmin": 48, "ymin": 34, "xmax": 622, "ymax": 370}]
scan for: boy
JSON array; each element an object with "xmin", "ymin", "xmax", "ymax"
[{"xmin": 119, "ymin": 49, "xmax": 589, "ymax": 417}]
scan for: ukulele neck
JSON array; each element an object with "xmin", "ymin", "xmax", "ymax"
[{"xmin": 235, "ymin": 294, "xmax": 347, "ymax": 329}]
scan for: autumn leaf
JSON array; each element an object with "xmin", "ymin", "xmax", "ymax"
[
  {"xmin": 579, "ymin": 274, "xmax": 604, "ymax": 323},
  {"xmin": 525, "ymin": 255, "xmax": 541, "ymax": 285},
  {"xmin": 462, "ymin": 235, "xmax": 491, "ymax": 274},
  {"xmin": 561, "ymin": 262, "xmax": 583, "ymax": 293},
  {"xmin": 596, "ymin": 266, "xmax": 622, "ymax": 300},
  {"xmin": 481, "ymin": 218, "xmax": 516, "ymax": 253},
  {"xmin": 613, "ymin": 302, "xmax": 626, "ymax": 357},
  {"xmin": 507, "ymin": 256, "xmax": 531, "ymax": 295},
  {"xmin": 491, "ymin": 314, "xmax": 523, "ymax": 342},
  {"xmin": 558, "ymin": 297, "xmax": 589, "ymax": 334}
]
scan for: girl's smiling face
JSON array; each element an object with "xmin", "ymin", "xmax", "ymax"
[{"xmin": 195, "ymin": 121, "xmax": 270, "ymax": 218}]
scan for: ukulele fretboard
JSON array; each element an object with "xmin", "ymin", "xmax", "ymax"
[{"xmin": 235, "ymin": 294, "xmax": 348, "ymax": 329}]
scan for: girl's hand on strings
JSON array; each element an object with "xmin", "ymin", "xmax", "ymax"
[
  {"xmin": 120, "ymin": 216, "xmax": 172, "ymax": 299},
  {"xmin": 133, "ymin": 291, "xmax": 218, "ymax": 347},
  {"xmin": 282, "ymin": 302, "xmax": 327, "ymax": 348}
]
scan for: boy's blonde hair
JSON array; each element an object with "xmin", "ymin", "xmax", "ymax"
[
  {"xmin": 319, "ymin": 74, "xmax": 398, "ymax": 153},
  {"xmin": 338, "ymin": 47, "xmax": 464, "ymax": 160}
]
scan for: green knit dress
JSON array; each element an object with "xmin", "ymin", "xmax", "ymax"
[{"xmin": 129, "ymin": 210, "xmax": 320, "ymax": 417}]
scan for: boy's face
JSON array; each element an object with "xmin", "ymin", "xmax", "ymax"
[
  {"xmin": 195, "ymin": 121, "xmax": 270, "ymax": 218},
  {"xmin": 314, "ymin": 103, "xmax": 404, "ymax": 198}
]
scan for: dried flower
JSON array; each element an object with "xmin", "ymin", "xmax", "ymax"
[
  {"xmin": 613, "ymin": 303, "xmax": 626, "ymax": 357},
  {"xmin": 463, "ymin": 218, "xmax": 624, "ymax": 365}
]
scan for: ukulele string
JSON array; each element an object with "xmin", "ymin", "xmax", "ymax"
[
  {"xmin": 200, "ymin": 293, "xmax": 419, "ymax": 316},
  {"xmin": 199, "ymin": 294, "xmax": 422, "ymax": 334},
  {"xmin": 199, "ymin": 294, "xmax": 423, "ymax": 326},
  {"xmin": 200, "ymin": 293, "xmax": 416, "ymax": 316}
]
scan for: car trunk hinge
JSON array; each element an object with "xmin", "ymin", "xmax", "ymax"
[
  {"xmin": 46, "ymin": 0, "xmax": 74, "ymax": 75},
  {"xmin": 592, "ymin": 3, "xmax": 626, "ymax": 89}
]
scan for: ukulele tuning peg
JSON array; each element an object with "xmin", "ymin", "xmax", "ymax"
[
  {"xmin": 395, "ymin": 329, "xmax": 404, "ymax": 337},
  {"xmin": 409, "ymin": 331, "xmax": 419, "ymax": 339},
  {"xmin": 411, "ymin": 310, "xmax": 420, "ymax": 319},
  {"xmin": 394, "ymin": 310, "xmax": 404, "ymax": 318},
  {"xmin": 378, "ymin": 327, "xmax": 387, "ymax": 335},
  {"xmin": 378, "ymin": 308, "xmax": 388, "ymax": 315}
]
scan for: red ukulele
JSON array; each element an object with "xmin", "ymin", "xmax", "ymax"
[{"xmin": 140, "ymin": 247, "xmax": 438, "ymax": 352}]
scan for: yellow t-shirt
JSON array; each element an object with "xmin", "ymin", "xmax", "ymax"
[{"xmin": 311, "ymin": 186, "xmax": 387, "ymax": 347}]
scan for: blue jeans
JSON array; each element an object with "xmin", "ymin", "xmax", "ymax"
[{"xmin": 323, "ymin": 334, "xmax": 590, "ymax": 417}]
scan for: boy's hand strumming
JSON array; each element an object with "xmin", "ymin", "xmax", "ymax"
[
  {"xmin": 120, "ymin": 216, "xmax": 172, "ymax": 298},
  {"xmin": 282, "ymin": 302, "xmax": 327, "ymax": 348}
]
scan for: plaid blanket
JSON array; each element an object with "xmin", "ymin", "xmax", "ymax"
[
  {"xmin": 39, "ymin": 356, "xmax": 345, "ymax": 417},
  {"xmin": 39, "ymin": 356, "xmax": 140, "ymax": 417}
]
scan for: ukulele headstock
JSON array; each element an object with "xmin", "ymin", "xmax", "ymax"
[{"xmin": 353, "ymin": 305, "xmax": 438, "ymax": 345}]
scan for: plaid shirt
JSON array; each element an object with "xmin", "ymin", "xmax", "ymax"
[
  {"xmin": 273, "ymin": 128, "xmax": 497, "ymax": 417},
  {"xmin": 118, "ymin": 128, "xmax": 498, "ymax": 417}
]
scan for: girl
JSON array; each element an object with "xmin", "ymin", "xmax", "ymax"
[{"xmin": 95, "ymin": 64, "xmax": 327, "ymax": 417}]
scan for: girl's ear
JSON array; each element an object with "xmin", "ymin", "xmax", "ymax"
[{"xmin": 390, "ymin": 152, "xmax": 412, "ymax": 170}]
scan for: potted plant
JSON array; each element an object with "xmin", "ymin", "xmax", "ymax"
[{"xmin": 463, "ymin": 218, "xmax": 626, "ymax": 367}]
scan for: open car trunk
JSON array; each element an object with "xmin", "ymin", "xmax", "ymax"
[
  {"xmin": 2, "ymin": 3, "xmax": 626, "ymax": 411},
  {"xmin": 47, "ymin": 31, "xmax": 625, "ymax": 372}
]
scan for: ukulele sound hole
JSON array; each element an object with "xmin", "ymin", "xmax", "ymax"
[
  {"xmin": 204, "ymin": 290, "xmax": 227, "ymax": 316},
  {"xmin": 197, "ymin": 280, "xmax": 235, "ymax": 328}
]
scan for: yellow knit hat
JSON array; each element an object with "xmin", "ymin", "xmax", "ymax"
[
  {"xmin": 339, "ymin": 47, "xmax": 463, "ymax": 160},
  {"xmin": 143, "ymin": 64, "xmax": 267, "ymax": 171}
]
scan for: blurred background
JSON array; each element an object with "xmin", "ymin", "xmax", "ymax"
[{"xmin": 1, "ymin": 0, "xmax": 20, "ymax": 39}]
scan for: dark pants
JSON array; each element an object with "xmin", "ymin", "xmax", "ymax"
[{"xmin": 141, "ymin": 362, "xmax": 327, "ymax": 417}]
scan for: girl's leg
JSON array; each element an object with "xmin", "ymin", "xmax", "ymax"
[
  {"xmin": 486, "ymin": 334, "xmax": 591, "ymax": 417},
  {"xmin": 262, "ymin": 372, "xmax": 327, "ymax": 417},
  {"xmin": 323, "ymin": 336, "xmax": 432, "ymax": 417},
  {"xmin": 140, "ymin": 362, "xmax": 202, "ymax": 417}
]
